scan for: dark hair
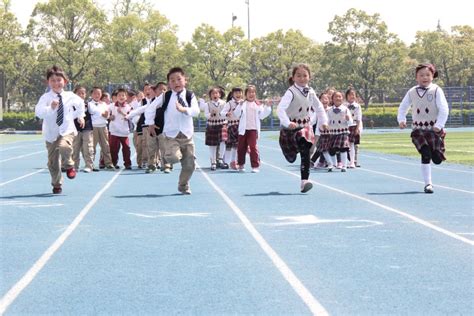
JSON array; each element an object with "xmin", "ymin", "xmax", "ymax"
[
  {"xmin": 244, "ymin": 84, "xmax": 256, "ymax": 97},
  {"xmin": 167, "ymin": 67, "xmax": 185, "ymax": 80},
  {"xmin": 100, "ymin": 92, "xmax": 110, "ymax": 101},
  {"xmin": 331, "ymin": 90, "xmax": 342, "ymax": 102},
  {"xmin": 226, "ymin": 87, "xmax": 243, "ymax": 102},
  {"xmin": 91, "ymin": 86, "xmax": 102, "ymax": 94},
  {"xmin": 116, "ymin": 88, "xmax": 127, "ymax": 95},
  {"xmin": 46, "ymin": 65, "xmax": 68, "ymax": 81},
  {"xmin": 416, "ymin": 63, "xmax": 438, "ymax": 78},
  {"xmin": 73, "ymin": 85, "xmax": 86, "ymax": 93},
  {"xmin": 153, "ymin": 82, "xmax": 167, "ymax": 92},
  {"xmin": 127, "ymin": 89, "xmax": 137, "ymax": 97},
  {"xmin": 288, "ymin": 63, "xmax": 311, "ymax": 86},
  {"xmin": 345, "ymin": 87, "xmax": 357, "ymax": 99},
  {"xmin": 318, "ymin": 92, "xmax": 329, "ymax": 99},
  {"xmin": 208, "ymin": 86, "xmax": 225, "ymax": 99}
]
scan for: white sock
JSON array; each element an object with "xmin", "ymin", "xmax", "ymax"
[
  {"xmin": 322, "ymin": 151, "xmax": 334, "ymax": 167},
  {"xmin": 209, "ymin": 146, "xmax": 217, "ymax": 163},
  {"xmin": 219, "ymin": 142, "xmax": 226, "ymax": 160},
  {"xmin": 341, "ymin": 152, "xmax": 348, "ymax": 168},
  {"xmin": 224, "ymin": 150, "xmax": 232, "ymax": 164},
  {"xmin": 231, "ymin": 148, "xmax": 237, "ymax": 162},
  {"xmin": 421, "ymin": 163, "xmax": 432, "ymax": 185}
]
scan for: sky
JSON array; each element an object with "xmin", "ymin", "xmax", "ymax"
[{"xmin": 10, "ymin": 0, "xmax": 473, "ymax": 45}]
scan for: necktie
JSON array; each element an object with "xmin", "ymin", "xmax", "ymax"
[
  {"xmin": 56, "ymin": 93, "xmax": 64, "ymax": 126},
  {"xmin": 177, "ymin": 91, "xmax": 187, "ymax": 107},
  {"xmin": 348, "ymin": 104, "xmax": 356, "ymax": 111},
  {"xmin": 333, "ymin": 107, "xmax": 341, "ymax": 114},
  {"xmin": 416, "ymin": 86, "xmax": 428, "ymax": 91}
]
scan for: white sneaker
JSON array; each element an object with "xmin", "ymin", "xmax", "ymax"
[
  {"xmin": 251, "ymin": 168, "xmax": 260, "ymax": 173},
  {"xmin": 238, "ymin": 167, "xmax": 245, "ymax": 173},
  {"xmin": 83, "ymin": 167, "xmax": 92, "ymax": 173},
  {"xmin": 300, "ymin": 180, "xmax": 313, "ymax": 193}
]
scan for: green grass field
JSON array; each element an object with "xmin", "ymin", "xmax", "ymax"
[{"xmin": 362, "ymin": 130, "xmax": 474, "ymax": 165}]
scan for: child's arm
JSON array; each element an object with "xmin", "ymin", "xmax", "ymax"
[
  {"xmin": 202, "ymin": 101, "xmax": 211, "ymax": 119},
  {"xmin": 221, "ymin": 101, "xmax": 231, "ymax": 117},
  {"xmin": 345, "ymin": 108, "xmax": 353, "ymax": 126},
  {"xmin": 312, "ymin": 96, "xmax": 328, "ymax": 131},
  {"xmin": 277, "ymin": 90, "xmax": 296, "ymax": 129},
  {"xmin": 434, "ymin": 88, "xmax": 449, "ymax": 131},
  {"xmin": 126, "ymin": 105, "xmax": 146, "ymax": 120},
  {"xmin": 34, "ymin": 94, "xmax": 56, "ymax": 119},
  {"xmin": 176, "ymin": 94, "xmax": 200, "ymax": 117},
  {"xmin": 397, "ymin": 91, "xmax": 411, "ymax": 129},
  {"xmin": 258, "ymin": 104, "xmax": 272, "ymax": 120}
]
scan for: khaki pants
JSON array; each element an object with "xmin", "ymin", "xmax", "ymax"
[
  {"xmin": 93, "ymin": 126, "xmax": 113, "ymax": 167},
  {"xmin": 133, "ymin": 131, "xmax": 148, "ymax": 166},
  {"xmin": 73, "ymin": 130, "xmax": 94, "ymax": 169},
  {"xmin": 163, "ymin": 132, "xmax": 195, "ymax": 190},
  {"xmin": 146, "ymin": 132, "xmax": 168, "ymax": 168},
  {"xmin": 46, "ymin": 133, "xmax": 75, "ymax": 187}
]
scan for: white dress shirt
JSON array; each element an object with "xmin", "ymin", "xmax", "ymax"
[
  {"xmin": 88, "ymin": 100, "xmax": 108, "ymax": 127},
  {"xmin": 233, "ymin": 101, "xmax": 271, "ymax": 138},
  {"xmin": 145, "ymin": 89, "xmax": 200, "ymax": 138},
  {"xmin": 35, "ymin": 90, "xmax": 85, "ymax": 143}
]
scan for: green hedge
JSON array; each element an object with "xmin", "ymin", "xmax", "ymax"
[{"xmin": 0, "ymin": 112, "xmax": 42, "ymax": 130}]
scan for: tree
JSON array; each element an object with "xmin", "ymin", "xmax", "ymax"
[
  {"xmin": 183, "ymin": 24, "xmax": 248, "ymax": 95},
  {"xmin": 410, "ymin": 25, "xmax": 474, "ymax": 86},
  {"xmin": 323, "ymin": 8, "xmax": 407, "ymax": 108},
  {"xmin": 27, "ymin": 0, "xmax": 106, "ymax": 84},
  {"xmin": 247, "ymin": 29, "xmax": 321, "ymax": 98}
]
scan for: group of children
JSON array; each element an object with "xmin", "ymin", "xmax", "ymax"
[{"xmin": 35, "ymin": 62, "xmax": 448, "ymax": 195}]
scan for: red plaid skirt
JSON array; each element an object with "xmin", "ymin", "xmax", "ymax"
[
  {"xmin": 205, "ymin": 124, "xmax": 228, "ymax": 146},
  {"xmin": 279, "ymin": 126, "xmax": 315, "ymax": 163},
  {"xmin": 225, "ymin": 124, "xmax": 239, "ymax": 149},
  {"xmin": 330, "ymin": 134, "xmax": 350, "ymax": 150},
  {"xmin": 348, "ymin": 126, "xmax": 360, "ymax": 144},
  {"xmin": 315, "ymin": 134, "xmax": 331, "ymax": 153},
  {"xmin": 411, "ymin": 128, "xmax": 446, "ymax": 160}
]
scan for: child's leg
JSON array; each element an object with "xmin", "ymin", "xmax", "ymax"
[
  {"xmin": 82, "ymin": 131, "xmax": 94, "ymax": 170},
  {"xmin": 340, "ymin": 148, "xmax": 348, "ymax": 170},
  {"xmin": 237, "ymin": 133, "xmax": 248, "ymax": 167},
  {"xmin": 209, "ymin": 146, "xmax": 217, "ymax": 163},
  {"xmin": 72, "ymin": 133, "xmax": 82, "ymax": 169},
  {"xmin": 59, "ymin": 134, "xmax": 75, "ymax": 170},
  {"xmin": 99, "ymin": 127, "xmax": 113, "ymax": 167},
  {"xmin": 218, "ymin": 142, "xmax": 226, "ymax": 160},
  {"xmin": 133, "ymin": 131, "xmax": 141, "ymax": 167},
  {"xmin": 46, "ymin": 139, "xmax": 63, "ymax": 188},
  {"xmin": 121, "ymin": 136, "xmax": 132, "ymax": 168},
  {"xmin": 420, "ymin": 145, "xmax": 432, "ymax": 185},
  {"xmin": 298, "ymin": 138, "xmax": 312, "ymax": 180},
  {"xmin": 349, "ymin": 143, "xmax": 356, "ymax": 167},
  {"xmin": 109, "ymin": 135, "xmax": 120, "ymax": 166},
  {"xmin": 178, "ymin": 137, "xmax": 196, "ymax": 191},
  {"xmin": 355, "ymin": 144, "xmax": 360, "ymax": 166},
  {"xmin": 140, "ymin": 134, "xmax": 148, "ymax": 166},
  {"xmin": 247, "ymin": 130, "xmax": 259, "ymax": 168}
]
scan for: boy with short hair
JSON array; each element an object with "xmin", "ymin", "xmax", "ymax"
[
  {"xmin": 145, "ymin": 67, "xmax": 200, "ymax": 194},
  {"xmin": 109, "ymin": 88, "xmax": 132, "ymax": 169},
  {"xmin": 35, "ymin": 65, "xmax": 85, "ymax": 194}
]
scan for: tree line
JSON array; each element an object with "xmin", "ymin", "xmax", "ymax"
[{"xmin": 1, "ymin": 0, "xmax": 473, "ymax": 110}]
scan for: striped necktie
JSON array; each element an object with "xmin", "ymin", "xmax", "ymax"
[
  {"xmin": 56, "ymin": 93, "xmax": 64, "ymax": 126},
  {"xmin": 176, "ymin": 91, "xmax": 187, "ymax": 107}
]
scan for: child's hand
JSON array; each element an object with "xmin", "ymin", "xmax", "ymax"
[
  {"xmin": 148, "ymin": 125, "xmax": 157, "ymax": 137},
  {"xmin": 345, "ymin": 114, "xmax": 350, "ymax": 121},
  {"xmin": 320, "ymin": 124, "xmax": 329, "ymax": 131},
  {"xmin": 355, "ymin": 127, "xmax": 360, "ymax": 135},
  {"xmin": 226, "ymin": 111, "xmax": 232, "ymax": 117},
  {"xmin": 288, "ymin": 122, "xmax": 298, "ymax": 129},
  {"xmin": 433, "ymin": 126, "xmax": 441, "ymax": 132},
  {"xmin": 101, "ymin": 111, "xmax": 109, "ymax": 118},
  {"xmin": 51, "ymin": 100, "xmax": 59, "ymax": 109},
  {"xmin": 77, "ymin": 117, "xmax": 85, "ymax": 128},
  {"xmin": 176, "ymin": 102, "xmax": 187, "ymax": 113},
  {"xmin": 109, "ymin": 114, "xmax": 115, "ymax": 121},
  {"xmin": 399, "ymin": 122, "xmax": 407, "ymax": 129}
]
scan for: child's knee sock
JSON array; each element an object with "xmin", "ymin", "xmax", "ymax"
[
  {"xmin": 349, "ymin": 143, "xmax": 355, "ymax": 164},
  {"xmin": 421, "ymin": 163, "xmax": 432, "ymax": 185},
  {"xmin": 219, "ymin": 142, "xmax": 226, "ymax": 160},
  {"xmin": 209, "ymin": 146, "xmax": 217, "ymax": 163},
  {"xmin": 323, "ymin": 151, "xmax": 334, "ymax": 167}
]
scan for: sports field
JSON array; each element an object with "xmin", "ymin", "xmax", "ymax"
[{"xmin": 0, "ymin": 130, "xmax": 473, "ymax": 315}]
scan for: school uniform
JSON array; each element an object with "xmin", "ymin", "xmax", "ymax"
[
  {"xmin": 233, "ymin": 100, "xmax": 271, "ymax": 169},
  {"xmin": 145, "ymin": 89, "xmax": 200, "ymax": 193},
  {"xmin": 108, "ymin": 101, "xmax": 132, "ymax": 168},
  {"xmin": 398, "ymin": 84, "xmax": 449, "ymax": 158},
  {"xmin": 277, "ymin": 85, "xmax": 328, "ymax": 180},
  {"xmin": 129, "ymin": 98, "xmax": 151, "ymax": 168},
  {"xmin": 89, "ymin": 100, "xmax": 114, "ymax": 169},
  {"xmin": 72, "ymin": 100, "xmax": 97, "ymax": 171},
  {"xmin": 35, "ymin": 90, "xmax": 85, "ymax": 188},
  {"xmin": 221, "ymin": 99, "xmax": 242, "ymax": 166}
]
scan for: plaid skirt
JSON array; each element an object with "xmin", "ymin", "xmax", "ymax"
[
  {"xmin": 225, "ymin": 124, "xmax": 239, "ymax": 149},
  {"xmin": 330, "ymin": 133, "xmax": 350, "ymax": 150},
  {"xmin": 411, "ymin": 128, "xmax": 446, "ymax": 160},
  {"xmin": 279, "ymin": 126, "xmax": 315, "ymax": 163},
  {"xmin": 205, "ymin": 124, "xmax": 228, "ymax": 146},
  {"xmin": 315, "ymin": 134, "xmax": 331, "ymax": 153},
  {"xmin": 348, "ymin": 126, "xmax": 360, "ymax": 144}
]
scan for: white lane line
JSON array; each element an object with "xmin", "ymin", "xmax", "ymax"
[
  {"xmin": 0, "ymin": 150, "xmax": 46, "ymax": 163},
  {"xmin": 0, "ymin": 143, "xmax": 43, "ymax": 152},
  {"xmin": 358, "ymin": 167, "xmax": 474, "ymax": 195},
  {"xmin": 363, "ymin": 141, "xmax": 474, "ymax": 153},
  {"xmin": 197, "ymin": 163, "xmax": 329, "ymax": 316},
  {"xmin": 0, "ymin": 169, "xmax": 124, "ymax": 314},
  {"xmin": 263, "ymin": 161, "xmax": 474, "ymax": 247},
  {"xmin": 0, "ymin": 169, "xmax": 46, "ymax": 187},
  {"xmin": 361, "ymin": 153, "xmax": 474, "ymax": 174}
]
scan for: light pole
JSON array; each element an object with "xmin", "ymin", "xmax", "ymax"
[
  {"xmin": 245, "ymin": 0, "xmax": 250, "ymax": 41},
  {"xmin": 232, "ymin": 13, "xmax": 237, "ymax": 27}
]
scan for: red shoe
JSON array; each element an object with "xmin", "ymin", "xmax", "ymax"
[
  {"xmin": 52, "ymin": 186, "xmax": 62, "ymax": 194},
  {"xmin": 66, "ymin": 168, "xmax": 76, "ymax": 179}
]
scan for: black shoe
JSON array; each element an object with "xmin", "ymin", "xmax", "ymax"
[
  {"xmin": 114, "ymin": 165, "xmax": 120, "ymax": 169},
  {"xmin": 210, "ymin": 163, "xmax": 217, "ymax": 171},
  {"xmin": 424, "ymin": 184, "xmax": 434, "ymax": 194},
  {"xmin": 52, "ymin": 186, "xmax": 62, "ymax": 194},
  {"xmin": 92, "ymin": 168, "xmax": 99, "ymax": 172},
  {"xmin": 221, "ymin": 163, "xmax": 229, "ymax": 169},
  {"xmin": 125, "ymin": 166, "xmax": 132, "ymax": 170},
  {"xmin": 99, "ymin": 165, "xmax": 105, "ymax": 169}
]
